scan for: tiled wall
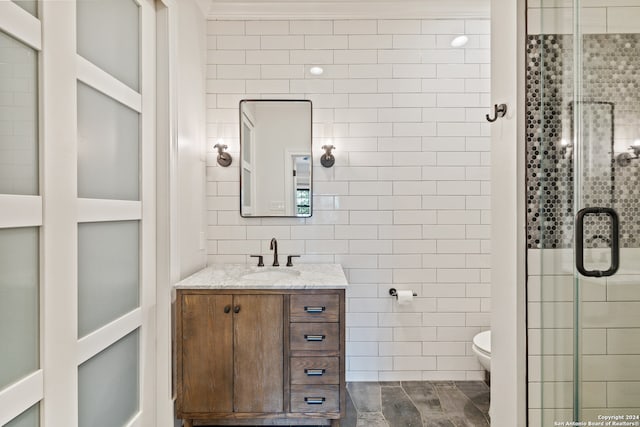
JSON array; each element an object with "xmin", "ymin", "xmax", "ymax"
[
  {"xmin": 528, "ymin": 2, "xmax": 640, "ymax": 34},
  {"xmin": 527, "ymin": 1, "xmax": 640, "ymax": 422},
  {"xmin": 205, "ymin": 18, "xmax": 491, "ymax": 381},
  {"xmin": 527, "ymin": 249, "xmax": 640, "ymax": 424},
  {"xmin": 526, "ymin": 33, "xmax": 640, "ymax": 249}
]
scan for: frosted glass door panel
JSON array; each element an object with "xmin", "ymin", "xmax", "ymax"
[
  {"xmin": 0, "ymin": 227, "xmax": 40, "ymax": 389},
  {"xmin": 4, "ymin": 404, "xmax": 39, "ymax": 427},
  {"xmin": 77, "ymin": 83, "xmax": 139, "ymax": 201},
  {"xmin": 11, "ymin": 1, "xmax": 38, "ymax": 17},
  {"xmin": 0, "ymin": 31, "xmax": 38, "ymax": 195},
  {"xmin": 78, "ymin": 330, "xmax": 139, "ymax": 427},
  {"xmin": 76, "ymin": 0, "xmax": 139, "ymax": 91},
  {"xmin": 0, "ymin": 227, "xmax": 38, "ymax": 389},
  {"xmin": 78, "ymin": 221, "xmax": 139, "ymax": 337}
]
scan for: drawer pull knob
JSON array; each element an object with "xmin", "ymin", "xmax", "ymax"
[
  {"xmin": 304, "ymin": 334, "xmax": 325, "ymax": 342},
  {"xmin": 304, "ymin": 397, "xmax": 326, "ymax": 405},
  {"xmin": 304, "ymin": 368, "xmax": 325, "ymax": 376},
  {"xmin": 304, "ymin": 306, "xmax": 326, "ymax": 313}
]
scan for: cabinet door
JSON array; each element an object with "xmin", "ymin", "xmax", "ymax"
[
  {"xmin": 182, "ymin": 294, "xmax": 233, "ymax": 413},
  {"xmin": 233, "ymin": 295, "xmax": 284, "ymax": 413}
]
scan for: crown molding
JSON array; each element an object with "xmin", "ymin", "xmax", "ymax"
[
  {"xmin": 205, "ymin": 0, "xmax": 490, "ymax": 20},
  {"xmin": 194, "ymin": 0, "xmax": 211, "ymax": 17}
]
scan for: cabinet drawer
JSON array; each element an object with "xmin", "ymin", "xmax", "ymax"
[
  {"xmin": 290, "ymin": 294, "xmax": 339, "ymax": 322},
  {"xmin": 291, "ymin": 357, "xmax": 339, "ymax": 385},
  {"xmin": 290, "ymin": 385, "xmax": 339, "ymax": 413},
  {"xmin": 290, "ymin": 323, "xmax": 339, "ymax": 352}
]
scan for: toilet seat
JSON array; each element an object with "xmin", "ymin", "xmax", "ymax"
[
  {"xmin": 472, "ymin": 330, "xmax": 491, "ymax": 372},
  {"xmin": 473, "ymin": 330, "xmax": 491, "ymax": 356}
]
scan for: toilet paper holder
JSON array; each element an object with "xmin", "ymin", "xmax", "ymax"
[{"xmin": 389, "ymin": 288, "xmax": 418, "ymax": 297}]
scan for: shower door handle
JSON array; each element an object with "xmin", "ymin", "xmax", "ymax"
[{"xmin": 575, "ymin": 207, "xmax": 619, "ymax": 277}]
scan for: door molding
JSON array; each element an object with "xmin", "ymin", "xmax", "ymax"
[{"xmin": 490, "ymin": 0, "xmax": 528, "ymax": 425}]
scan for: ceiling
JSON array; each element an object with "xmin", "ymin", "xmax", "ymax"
[{"xmin": 202, "ymin": 0, "xmax": 490, "ymax": 20}]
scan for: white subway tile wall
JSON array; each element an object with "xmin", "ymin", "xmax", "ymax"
[
  {"xmin": 206, "ymin": 18, "xmax": 490, "ymax": 381},
  {"xmin": 528, "ymin": 248, "xmax": 640, "ymax": 422},
  {"xmin": 528, "ymin": 4, "xmax": 640, "ymax": 34}
]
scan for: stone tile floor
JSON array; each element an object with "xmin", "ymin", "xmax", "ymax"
[
  {"xmin": 343, "ymin": 381, "xmax": 490, "ymax": 427},
  {"xmin": 203, "ymin": 380, "xmax": 490, "ymax": 427}
]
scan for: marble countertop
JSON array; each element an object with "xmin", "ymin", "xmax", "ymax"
[{"xmin": 174, "ymin": 263, "xmax": 348, "ymax": 290}]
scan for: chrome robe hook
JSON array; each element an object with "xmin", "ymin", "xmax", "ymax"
[{"xmin": 486, "ymin": 103, "xmax": 507, "ymax": 122}]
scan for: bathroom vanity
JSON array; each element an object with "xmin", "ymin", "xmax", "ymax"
[{"xmin": 174, "ymin": 264, "xmax": 348, "ymax": 427}]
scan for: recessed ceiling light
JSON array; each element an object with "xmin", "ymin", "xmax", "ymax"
[
  {"xmin": 309, "ymin": 66, "xmax": 324, "ymax": 76},
  {"xmin": 450, "ymin": 35, "xmax": 469, "ymax": 48}
]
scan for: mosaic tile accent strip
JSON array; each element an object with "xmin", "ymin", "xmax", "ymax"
[{"xmin": 526, "ymin": 34, "xmax": 640, "ymax": 249}]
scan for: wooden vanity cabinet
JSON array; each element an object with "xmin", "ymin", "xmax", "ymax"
[
  {"xmin": 178, "ymin": 293, "xmax": 284, "ymax": 416},
  {"xmin": 175, "ymin": 288, "xmax": 345, "ymax": 427},
  {"xmin": 179, "ymin": 293, "xmax": 234, "ymax": 414}
]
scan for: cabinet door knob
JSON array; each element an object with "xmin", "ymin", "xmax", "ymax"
[
  {"xmin": 224, "ymin": 305, "xmax": 231, "ymax": 314},
  {"xmin": 234, "ymin": 305, "xmax": 241, "ymax": 314}
]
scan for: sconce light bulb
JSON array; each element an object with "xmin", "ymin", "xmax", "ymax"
[
  {"xmin": 310, "ymin": 66, "xmax": 324, "ymax": 76},
  {"xmin": 450, "ymin": 35, "xmax": 469, "ymax": 48},
  {"xmin": 560, "ymin": 138, "xmax": 570, "ymax": 147}
]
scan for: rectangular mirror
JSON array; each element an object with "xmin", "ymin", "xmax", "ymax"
[{"xmin": 239, "ymin": 100, "xmax": 312, "ymax": 218}]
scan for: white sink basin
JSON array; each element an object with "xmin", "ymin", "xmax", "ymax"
[{"xmin": 241, "ymin": 269, "xmax": 301, "ymax": 281}]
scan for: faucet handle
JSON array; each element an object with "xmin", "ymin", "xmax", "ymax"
[
  {"xmin": 286, "ymin": 255, "xmax": 301, "ymax": 267},
  {"xmin": 250, "ymin": 255, "xmax": 264, "ymax": 267}
]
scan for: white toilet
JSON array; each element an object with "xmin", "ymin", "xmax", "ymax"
[{"xmin": 472, "ymin": 330, "xmax": 491, "ymax": 372}]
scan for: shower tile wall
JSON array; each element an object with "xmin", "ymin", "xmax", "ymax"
[
  {"xmin": 205, "ymin": 18, "xmax": 491, "ymax": 381},
  {"xmin": 527, "ymin": 5, "xmax": 640, "ymax": 424},
  {"xmin": 526, "ymin": 33, "xmax": 640, "ymax": 250}
]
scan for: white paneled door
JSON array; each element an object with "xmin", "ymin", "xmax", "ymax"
[{"xmin": 0, "ymin": 0, "xmax": 159, "ymax": 425}]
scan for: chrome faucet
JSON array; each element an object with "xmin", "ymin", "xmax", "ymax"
[{"xmin": 270, "ymin": 238, "xmax": 279, "ymax": 267}]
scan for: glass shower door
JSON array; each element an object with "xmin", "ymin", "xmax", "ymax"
[
  {"xmin": 527, "ymin": 0, "xmax": 640, "ymax": 424},
  {"xmin": 572, "ymin": 102, "xmax": 637, "ymax": 423}
]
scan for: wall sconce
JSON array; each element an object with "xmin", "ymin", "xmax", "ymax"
[
  {"xmin": 616, "ymin": 142, "xmax": 640, "ymax": 167},
  {"xmin": 320, "ymin": 144, "xmax": 335, "ymax": 168},
  {"xmin": 214, "ymin": 142, "xmax": 232, "ymax": 167},
  {"xmin": 559, "ymin": 138, "xmax": 573, "ymax": 158}
]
